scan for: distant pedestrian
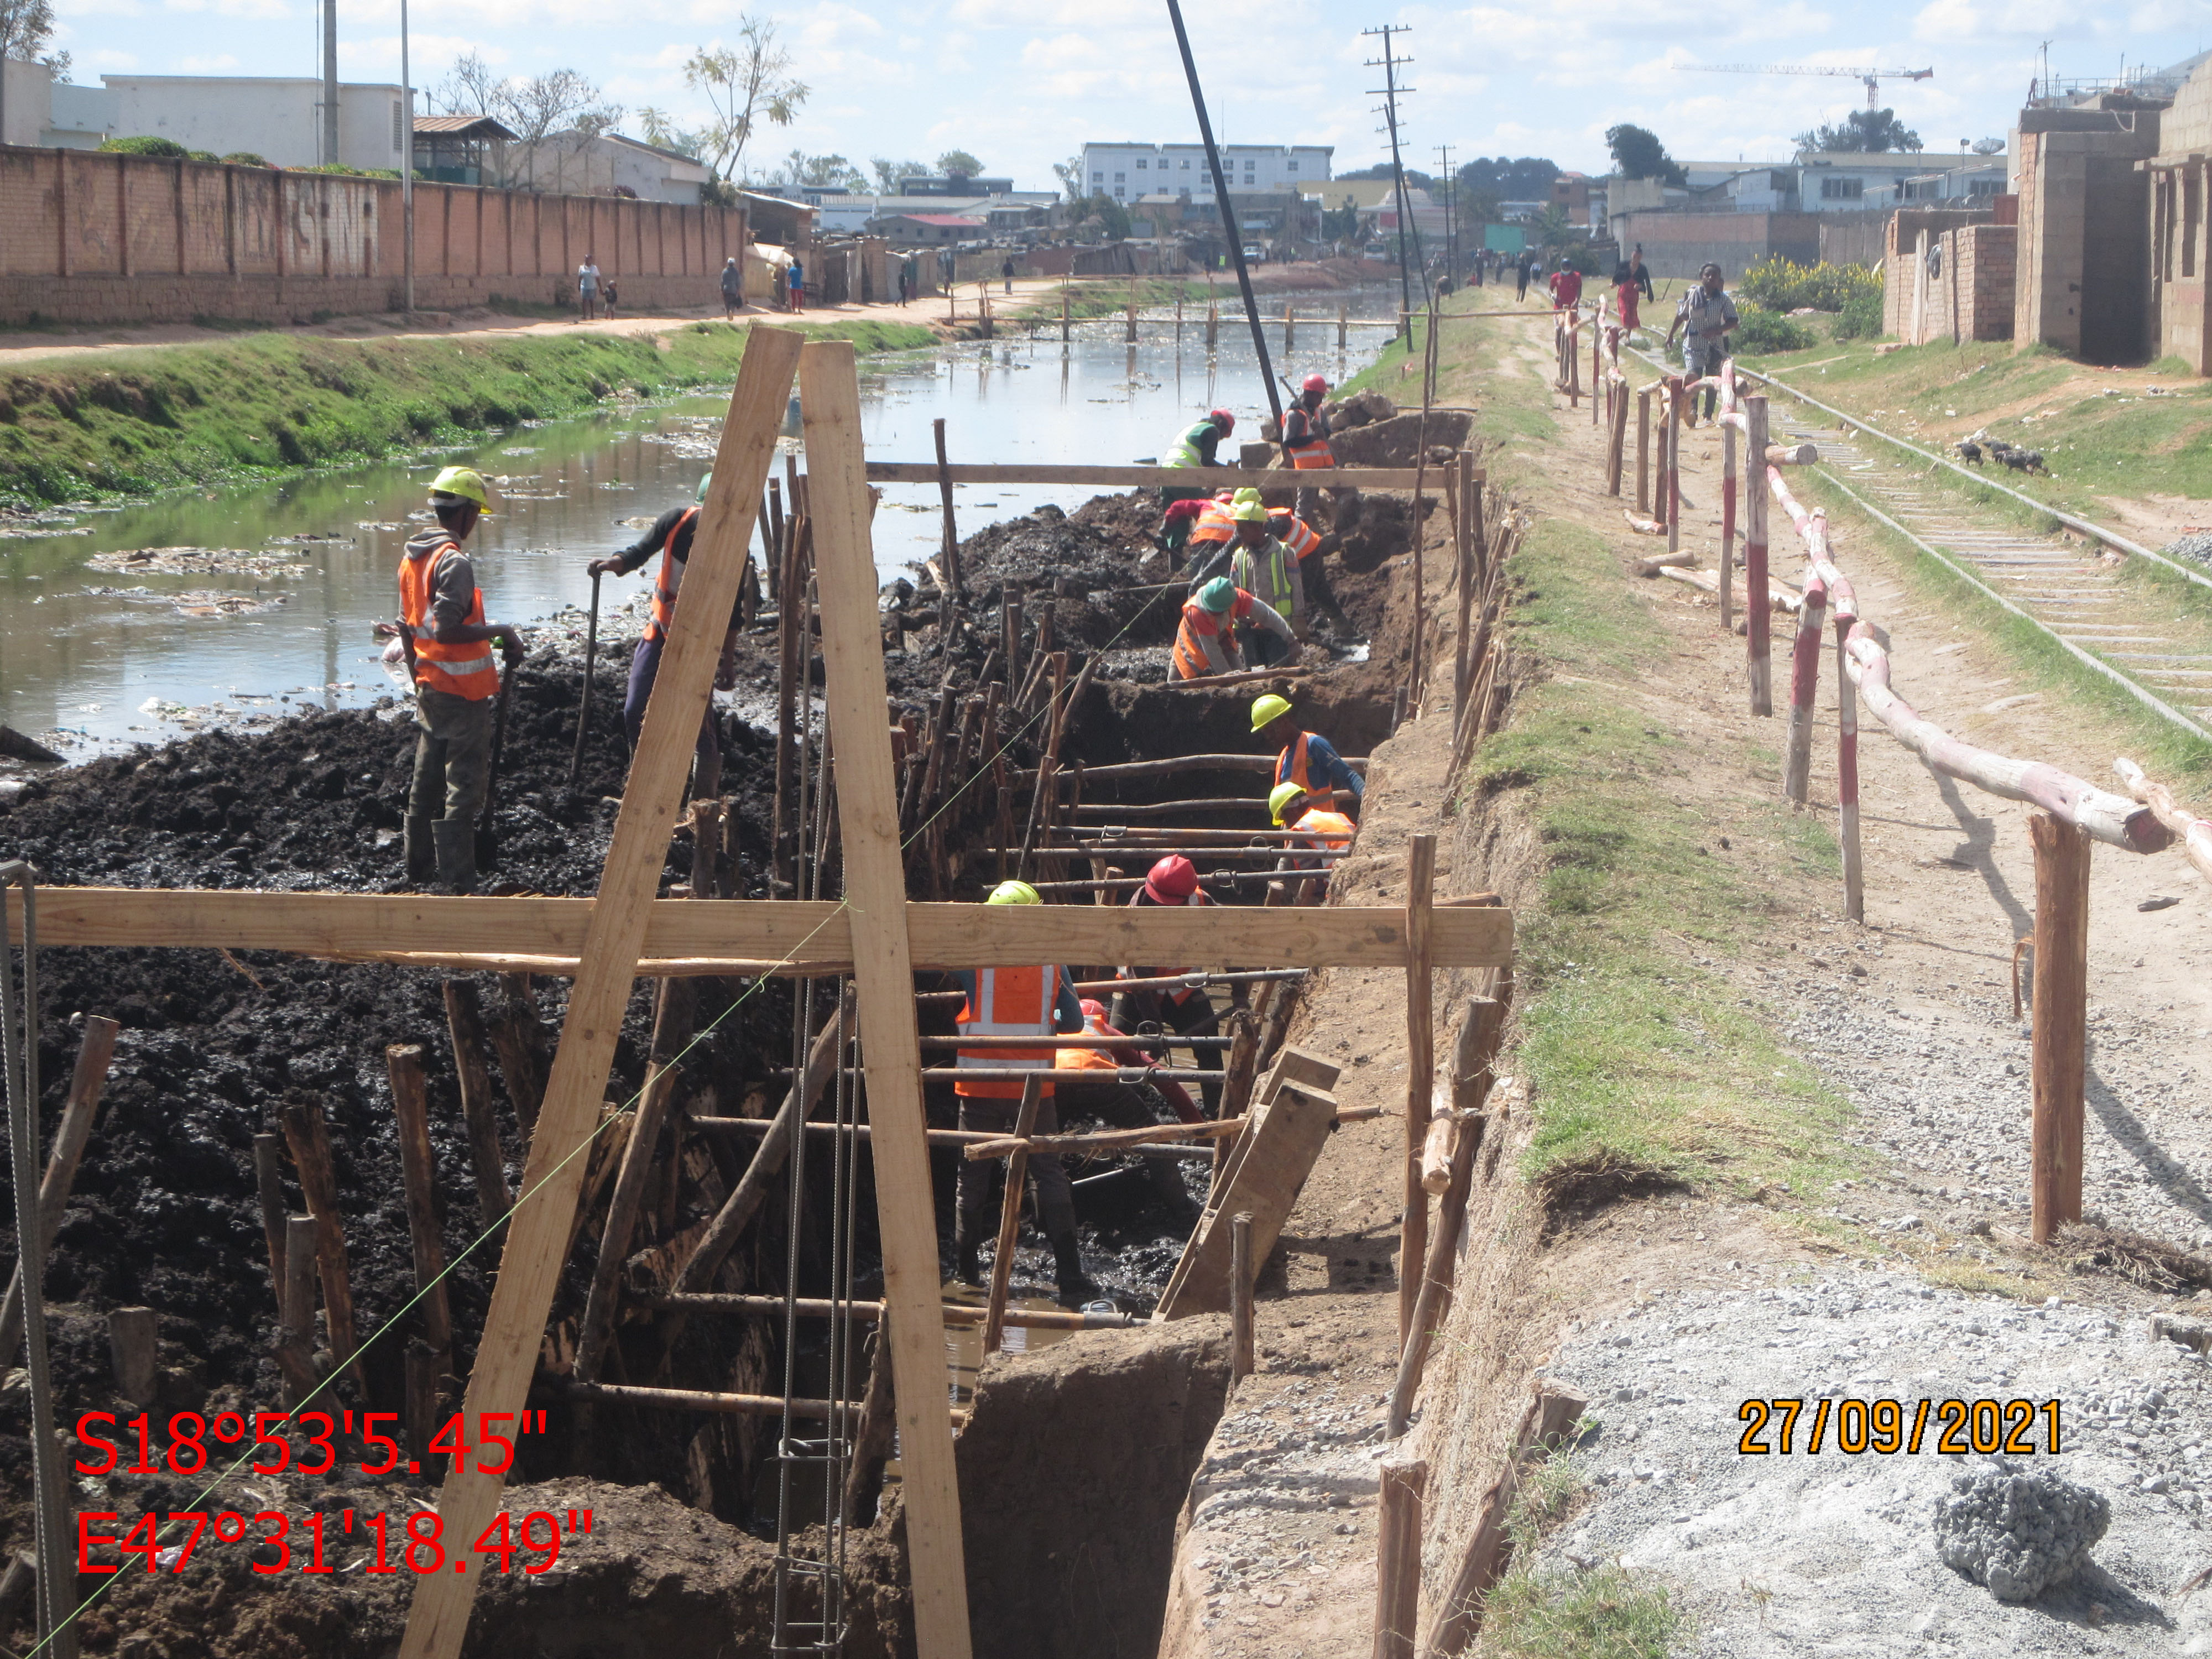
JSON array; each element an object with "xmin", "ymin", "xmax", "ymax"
[
  {"xmin": 900, "ymin": 256, "xmax": 916, "ymax": 305},
  {"xmin": 1001, "ymin": 257, "xmax": 1015, "ymax": 295},
  {"xmin": 787, "ymin": 257, "xmax": 804, "ymax": 314},
  {"xmin": 1667, "ymin": 262, "xmax": 1739, "ymax": 421},
  {"xmin": 1631, "ymin": 243, "xmax": 1653, "ymax": 301},
  {"xmin": 1514, "ymin": 254, "xmax": 1530, "ymax": 301},
  {"xmin": 1613, "ymin": 260, "xmax": 1641, "ymax": 332},
  {"xmin": 577, "ymin": 254, "xmax": 601, "ymax": 321},
  {"xmin": 1548, "ymin": 262, "xmax": 1582, "ymax": 312},
  {"xmin": 601, "ymin": 278, "xmax": 619, "ymax": 320},
  {"xmin": 1471, "ymin": 253, "xmax": 1484, "ymax": 288},
  {"xmin": 720, "ymin": 255, "xmax": 742, "ymax": 319}
]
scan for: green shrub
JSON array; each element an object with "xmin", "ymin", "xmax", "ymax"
[
  {"xmin": 1733, "ymin": 305, "xmax": 1815, "ymax": 353},
  {"xmin": 97, "ymin": 135, "xmax": 190, "ymax": 158},
  {"xmin": 187, "ymin": 149, "xmax": 220, "ymax": 163},
  {"xmin": 1834, "ymin": 288, "xmax": 1885, "ymax": 340},
  {"xmin": 221, "ymin": 152, "xmax": 271, "ymax": 168},
  {"xmin": 1737, "ymin": 255, "xmax": 1882, "ymax": 315}
]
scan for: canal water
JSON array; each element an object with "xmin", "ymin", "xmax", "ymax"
[{"xmin": 0, "ymin": 289, "xmax": 1400, "ymax": 754}]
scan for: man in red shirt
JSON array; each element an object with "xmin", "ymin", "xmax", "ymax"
[{"xmin": 1548, "ymin": 263, "xmax": 1583, "ymax": 312}]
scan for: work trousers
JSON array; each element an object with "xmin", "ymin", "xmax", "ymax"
[
  {"xmin": 1052, "ymin": 1076, "xmax": 1203, "ymax": 1218},
  {"xmin": 1110, "ymin": 990, "xmax": 1223, "ymax": 1115},
  {"xmin": 956, "ymin": 1093, "xmax": 1077, "ymax": 1240},
  {"xmin": 409, "ymin": 686, "xmax": 494, "ymax": 822},
  {"xmin": 624, "ymin": 635, "xmax": 723, "ymax": 791}
]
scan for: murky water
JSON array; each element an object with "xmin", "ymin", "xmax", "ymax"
[{"xmin": 0, "ymin": 289, "xmax": 1399, "ymax": 753}]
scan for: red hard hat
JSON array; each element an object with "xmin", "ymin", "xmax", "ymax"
[
  {"xmin": 1301, "ymin": 373, "xmax": 1329, "ymax": 395},
  {"xmin": 1145, "ymin": 854, "xmax": 1200, "ymax": 902},
  {"xmin": 1078, "ymin": 998, "xmax": 1109, "ymax": 1020},
  {"xmin": 1209, "ymin": 408, "xmax": 1235, "ymax": 434}
]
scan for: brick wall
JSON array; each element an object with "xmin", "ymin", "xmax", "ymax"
[
  {"xmin": 0, "ymin": 143, "xmax": 747, "ymax": 325},
  {"xmin": 1615, "ymin": 210, "xmax": 1822, "ymax": 281}
]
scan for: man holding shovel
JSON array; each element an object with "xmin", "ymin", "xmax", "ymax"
[
  {"xmin": 586, "ymin": 471, "xmax": 742, "ymax": 798},
  {"xmin": 377, "ymin": 466, "xmax": 525, "ymax": 891}
]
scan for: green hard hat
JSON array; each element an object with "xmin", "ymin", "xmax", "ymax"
[{"xmin": 1199, "ymin": 576, "xmax": 1236, "ymax": 612}]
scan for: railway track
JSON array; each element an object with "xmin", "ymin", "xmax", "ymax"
[{"xmin": 1621, "ymin": 339, "xmax": 2212, "ymax": 745}]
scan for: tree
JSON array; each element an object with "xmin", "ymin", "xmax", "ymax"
[
  {"xmin": 1605, "ymin": 124, "xmax": 1685, "ymax": 186},
  {"xmin": 682, "ymin": 18, "xmax": 808, "ymax": 184},
  {"xmin": 500, "ymin": 70, "xmax": 619, "ymax": 190},
  {"xmin": 0, "ymin": 0, "xmax": 61, "ymax": 67},
  {"xmin": 1971, "ymin": 137, "xmax": 2006, "ymax": 155},
  {"xmin": 773, "ymin": 150, "xmax": 865, "ymax": 190},
  {"xmin": 1796, "ymin": 107, "xmax": 1922, "ymax": 154},
  {"xmin": 935, "ymin": 149, "xmax": 984, "ymax": 179},
  {"xmin": 1319, "ymin": 196, "xmax": 1359, "ymax": 244},
  {"xmin": 426, "ymin": 50, "xmax": 503, "ymax": 118},
  {"xmin": 638, "ymin": 108, "xmax": 707, "ymax": 158},
  {"xmin": 1455, "ymin": 156, "xmax": 1561, "ymax": 199},
  {"xmin": 1051, "ymin": 153, "xmax": 1084, "ymax": 202},
  {"xmin": 1072, "ymin": 191, "xmax": 1129, "ymax": 242},
  {"xmin": 873, "ymin": 156, "xmax": 927, "ymax": 192}
]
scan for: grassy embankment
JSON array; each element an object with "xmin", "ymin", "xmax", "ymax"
[{"xmin": 0, "ymin": 316, "xmax": 935, "ymax": 507}]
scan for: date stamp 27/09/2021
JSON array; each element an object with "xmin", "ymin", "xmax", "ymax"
[{"xmin": 1738, "ymin": 1398, "xmax": 2064, "ymax": 1457}]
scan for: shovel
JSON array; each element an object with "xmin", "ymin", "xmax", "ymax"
[
  {"xmin": 566, "ymin": 568, "xmax": 602, "ymax": 790},
  {"xmin": 476, "ymin": 660, "xmax": 516, "ymax": 872}
]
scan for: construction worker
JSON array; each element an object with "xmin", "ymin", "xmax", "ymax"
[
  {"xmin": 1173, "ymin": 487, "xmax": 1239, "ymax": 578},
  {"xmin": 586, "ymin": 471, "xmax": 742, "ymax": 797},
  {"xmin": 1171, "ymin": 576, "xmax": 1295, "ymax": 681},
  {"xmin": 952, "ymin": 879, "xmax": 1093, "ymax": 1303},
  {"xmin": 1267, "ymin": 502, "xmax": 1352, "ymax": 635},
  {"xmin": 1252, "ymin": 694, "xmax": 1363, "ymax": 818},
  {"xmin": 1159, "ymin": 408, "xmax": 1237, "ymax": 507},
  {"xmin": 376, "ymin": 466, "xmax": 525, "ymax": 891},
  {"xmin": 1114, "ymin": 854, "xmax": 1224, "ymax": 1116},
  {"xmin": 1052, "ymin": 1000, "xmax": 1203, "ymax": 1225},
  {"xmin": 1270, "ymin": 781, "xmax": 1356, "ymax": 905},
  {"xmin": 1280, "ymin": 374, "xmax": 1335, "ymax": 470},
  {"xmin": 1225, "ymin": 497, "xmax": 1302, "ymax": 659}
]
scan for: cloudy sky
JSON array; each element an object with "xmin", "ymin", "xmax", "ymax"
[{"xmin": 48, "ymin": 0, "xmax": 2212, "ymax": 182}]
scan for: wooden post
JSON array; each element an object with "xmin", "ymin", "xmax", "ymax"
[
  {"xmin": 1782, "ymin": 578, "xmax": 1828, "ymax": 805},
  {"xmin": 0, "ymin": 1015, "xmax": 119, "ymax": 1368},
  {"xmin": 1000, "ymin": 582, "xmax": 1021, "ymax": 691},
  {"xmin": 442, "ymin": 982, "xmax": 511, "ymax": 1226},
  {"xmin": 1720, "ymin": 415, "xmax": 1738, "ymax": 632},
  {"xmin": 799, "ymin": 339, "xmax": 975, "ymax": 1659},
  {"xmin": 933, "ymin": 416, "xmax": 961, "ymax": 609},
  {"xmin": 279, "ymin": 1213, "xmax": 319, "ymax": 1406},
  {"xmin": 1229, "ymin": 1211, "xmax": 1255, "ymax": 1384},
  {"xmin": 279, "ymin": 1100, "xmax": 359, "ymax": 1383},
  {"xmin": 1836, "ymin": 619, "xmax": 1863, "ymax": 921},
  {"xmin": 980, "ymin": 1074, "xmax": 1043, "ymax": 1358},
  {"xmin": 1590, "ymin": 314, "xmax": 1601, "ymax": 426},
  {"xmin": 385, "ymin": 1046, "xmax": 454, "ymax": 1357},
  {"xmin": 1453, "ymin": 452, "xmax": 1476, "ymax": 721},
  {"xmin": 765, "ymin": 478, "xmax": 785, "ymax": 603},
  {"xmin": 489, "ymin": 974, "xmax": 548, "ymax": 1133},
  {"xmin": 107, "ymin": 1307, "xmax": 158, "ymax": 1407},
  {"xmin": 1339, "ymin": 302, "xmax": 1348, "ymax": 348},
  {"xmin": 1206, "ymin": 303, "xmax": 1218, "ymax": 349},
  {"xmin": 1284, "ymin": 304, "xmax": 1295, "ymax": 349},
  {"xmin": 1745, "ymin": 395, "xmax": 1773, "ymax": 716},
  {"xmin": 1635, "ymin": 388, "xmax": 1651, "ymax": 516},
  {"xmin": 406, "ymin": 1339, "xmax": 440, "ymax": 1473},
  {"xmin": 1373, "ymin": 1459, "xmax": 1427, "ymax": 1659},
  {"xmin": 1663, "ymin": 376, "xmax": 1681, "ymax": 555},
  {"xmin": 395, "ymin": 326, "xmax": 804, "ymax": 1659},
  {"xmin": 1605, "ymin": 369, "xmax": 1628, "ymax": 496},
  {"xmin": 2029, "ymin": 813, "xmax": 2090, "ymax": 1244},
  {"xmin": 1400, "ymin": 835, "xmax": 1435, "ymax": 1347},
  {"xmin": 1426, "ymin": 1387, "xmax": 1585, "ymax": 1657},
  {"xmin": 1062, "ymin": 290, "xmax": 1071, "ymax": 342},
  {"xmin": 253, "ymin": 1131, "xmax": 288, "ymax": 1307}
]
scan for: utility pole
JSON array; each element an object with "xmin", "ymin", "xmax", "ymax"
[
  {"xmin": 322, "ymin": 0, "xmax": 339, "ymax": 166},
  {"xmin": 1435, "ymin": 142, "xmax": 1456, "ymax": 284},
  {"xmin": 399, "ymin": 0, "xmax": 415, "ymax": 314},
  {"xmin": 1364, "ymin": 24, "xmax": 1421, "ymax": 349},
  {"xmin": 1165, "ymin": 0, "xmax": 1285, "ymax": 445}
]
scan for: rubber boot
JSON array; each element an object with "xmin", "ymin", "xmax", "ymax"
[
  {"xmin": 1048, "ymin": 1228, "xmax": 1095, "ymax": 1307},
  {"xmin": 954, "ymin": 1211, "xmax": 985, "ymax": 1287},
  {"xmin": 432, "ymin": 818, "xmax": 479, "ymax": 894},
  {"xmin": 1147, "ymin": 1160, "xmax": 1203, "ymax": 1229},
  {"xmin": 403, "ymin": 815, "xmax": 436, "ymax": 885}
]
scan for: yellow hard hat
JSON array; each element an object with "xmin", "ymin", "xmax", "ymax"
[
  {"xmin": 429, "ymin": 465, "xmax": 495, "ymax": 515},
  {"xmin": 1231, "ymin": 486, "xmax": 1264, "ymax": 508},
  {"xmin": 1232, "ymin": 497, "xmax": 1268, "ymax": 523},
  {"xmin": 987, "ymin": 879, "xmax": 1042, "ymax": 905},
  {"xmin": 1250, "ymin": 693, "xmax": 1293, "ymax": 733},
  {"xmin": 1268, "ymin": 781, "xmax": 1307, "ymax": 825}
]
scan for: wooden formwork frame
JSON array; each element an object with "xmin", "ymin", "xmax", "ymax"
[{"xmin": 1, "ymin": 328, "xmax": 1515, "ymax": 1659}]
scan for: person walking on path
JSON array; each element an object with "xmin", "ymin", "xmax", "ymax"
[
  {"xmin": 585, "ymin": 471, "xmax": 740, "ymax": 798},
  {"xmin": 1631, "ymin": 243, "xmax": 1654, "ymax": 302},
  {"xmin": 1514, "ymin": 253, "xmax": 1531, "ymax": 302},
  {"xmin": 1001, "ymin": 257, "xmax": 1015, "ymax": 295},
  {"xmin": 720, "ymin": 256, "xmax": 742, "ymax": 319},
  {"xmin": 377, "ymin": 466, "xmax": 524, "ymax": 892},
  {"xmin": 1613, "ymin": 260, "xmax": 1641, "ymax": 333},
  {"xmin": 1667, "ymin": 262, "xmax": 1739, "ymax": 421},
  {"xmin": 786, "ymin": 256, "xmax": 805, "ymax": 313},
  {"xmin": 577, "ymin": 255, "xmax": 601, "ymax": 321},
  {"xmin": 601, "ymin": 278, "xmax": 619, "ymax": 320},
  {"xmin": 899, "ymin": 255, "xmax": 915, "ymax": 305}
]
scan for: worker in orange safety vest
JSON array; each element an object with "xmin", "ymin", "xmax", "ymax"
[
  {"xmin": 1270, "ymin": 780, "xmax": 1356, "ymax": 905},
  {"xmin": 951, "ymin": 880, "xmax": 1093, "ymax": 1302},
  {"xmin": 1281, "ymin": 373, "xmax": 1335, "ymax": 469},
  {"xmin": 1111, "ymin": 854, "xmax": 1224, "ymax": 1115},
  {"xmin": 1172, "ymin": 576, "xmax": 1296, "ymax": 680},
  {"xmin": 1253, "ymin": 693, "xmax": 1363, "ymax": 820}
]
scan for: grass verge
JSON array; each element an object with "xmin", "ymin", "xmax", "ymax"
[{"xmin": 0, "ymin": 316, "xmax": 935, "ymax": 506}]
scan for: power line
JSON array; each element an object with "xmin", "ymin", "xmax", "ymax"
[{"xmin": 1363, "ymin": 24, "xmax": 1421, "ymax": 346}]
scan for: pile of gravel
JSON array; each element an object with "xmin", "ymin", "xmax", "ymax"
[
  {"xmin": 1933, "ymin": 1460, "xmax": 2111, "ymax": 1602},
  {"xmin": 2165, "ymin": 530, "xmax": 2212, "ymax": 568}
]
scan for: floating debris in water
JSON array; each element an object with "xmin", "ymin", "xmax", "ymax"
[
  {"xmin": 86, "ymin": 585, "xmax": 290, "ymax": 617},
  {"xmin": 87, "ymin": 547, "xmax": 310, "ymax": 578},
  {"xmin": 356, "ymin": 521, "xmax": 406, "ymax": 531},
  {"xmin": 264, "ymin": 533, "xmax": 354, "ymax": 546}
]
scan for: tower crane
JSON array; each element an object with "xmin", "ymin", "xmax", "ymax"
[{"xmin": 1694, "ymin": 64, "xmax": 1934, "ymax": 108}]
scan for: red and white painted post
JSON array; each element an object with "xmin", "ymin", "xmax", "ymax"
[{"xmin": 1744, "ymin": 394, "xmax": 1772, "ymax": 716}]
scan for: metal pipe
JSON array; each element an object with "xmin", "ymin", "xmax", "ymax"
[{"xmin": 645, "ymin": 1293, "xmax": 1139, "ymax": 1331}]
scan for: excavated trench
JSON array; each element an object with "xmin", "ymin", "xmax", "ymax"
[{"xmin": 0, "ymin": 418, "xmax": 1458, "ymax": 1658}]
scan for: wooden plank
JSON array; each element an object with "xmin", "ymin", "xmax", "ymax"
[
  {"xmin": 8, "ymin": 890, "xmax": 1514, "ymax": 972},
  {"xmin": 2030, "ymin": 813, "xmax": 2090, "ymax": 1244},
  {"xmin": 800, "ymin": 338, "xmax": 974, "ymax": 1659},
  {"xmin": 1157, "ymin": 1060, "xmax": 1341, "ymax": 1319},
  {"xmin": 1399, "ymin": 836, "xmax": 1434, "ymax": 1348},
  {"xmin": 395, "ymin": 323, "xmax": 804, "ymax": 1659},
  {"xmin": 1423, "ymin": 1385, "xmax": 1588, "ymax": 1657},
  {"xmin": 979, "ymin": 1075, "xmax": 1042, "ymax": 1357},
  {"xmin": 1373, "ymin": 1460, "xmax": 1426, "ymax": 1659},
  {"xmin": 862, "ymin": 462, "xmax": 1467, "ymax": 490}
]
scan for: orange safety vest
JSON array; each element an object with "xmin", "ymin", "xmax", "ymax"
[
  {"xmin": 1186, "ymin": 494, "xmax": 1238, "ymax": 548},
  {"xmin": 642, "ymin": 507, "xmax": 701, "ymax": 644},
  {"xmin": 1275, "ymin": 732, "xmax": 1314, "ymax": 799},
  {"xmin": 1172, "ymin": 589, "xmax": 1252, "ymax": 680},
  {"xmin": 1056, "ymin": 1009, "xmax": 1124, "ymax": 1073},
  {"xmin": 397, "ymin": 540, "xmax": 495, "ymax": 701},
  {"xmin": 1285, "ymin": 407, "xmax": 1335, "ymax": 469},
  {"xmin": 956, "ymin": 965, "xmax": 1060, "ymax": 1099},
  {"xmin": 1290, "ymin": 808, "xmax": 1356, "ymax": 853},
  {"xmin": 1269, "ymin": 510, "xmax": 1322, "ymax": 560}
]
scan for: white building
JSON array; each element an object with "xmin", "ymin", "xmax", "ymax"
[
  {"xmin": 1, "ymin": 70, "xmax": 406, "ymax": 167},
  {"xmin": 499, "ymin": 131, "xmax": 711, "ymax": 202},
  {"xmin": 1079, "ymin": 142, "xmax": 1331, "ymax": 204}
]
